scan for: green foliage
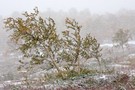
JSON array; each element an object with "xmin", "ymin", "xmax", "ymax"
[
  {"xmin": 4, "ymin": 7, "xmax": 102, "ymax": 79},
  {"xmin": 4, "ymin": 7, "xmax": 64, "ymax": 78},
  {"xmin": 56, "ymin": 68, "xmax": 97, "ymax": 80},
  {"xmin": 59, "ymin": 18, "xmax": 102, "ymax": 74},
  {"xmin": 84, "ymin": 78, "xmax": 98, "ymax": 87},
  {"xmin": 112, "ymin": 29, "xmax": 131, "ymax": 48}
]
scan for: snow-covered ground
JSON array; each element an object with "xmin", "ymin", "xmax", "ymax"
[
  {"xmin": 100, "ymin": 40, "xmax": 135, "ymax": 48},
  {"xmin": 128, "ymin": 41, "xmax": 135, "ymax": 44},
  {"xmin": 128, "ymin": 53, "xmax": 135, "ymax": 58},
  {"xmin": 100, "ymin": 43, "xmax": 113, "ymax": 47},
  {"xmin": 109, "ymin": 64, "xmax": 129, "ymax": 68}
]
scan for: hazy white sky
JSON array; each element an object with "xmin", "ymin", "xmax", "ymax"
[{"xmin": 0, "ymin": 0, "xmax": 135, "ymax": 16}]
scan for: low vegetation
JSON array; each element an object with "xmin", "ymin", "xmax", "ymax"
[
  {"xmin": 4, "ymin": 7, "xmax": 102, "ymax": 86},
  {"xmin": 2, "ymin": 7, "xmax": 135, "ymax": 90}
]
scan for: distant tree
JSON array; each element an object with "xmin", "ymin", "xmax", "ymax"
[
  {"xmin": 112, "ymin": 29, "xmax": 131, "ymax": 49},
  {"xmin": 4, "ymin": 7, "xmax": 102, "ymax": 79}
]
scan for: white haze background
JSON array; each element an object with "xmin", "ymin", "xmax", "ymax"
[{"xmin": 0, "ymin": 0, "xmax": 135, "ymax": 16}]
